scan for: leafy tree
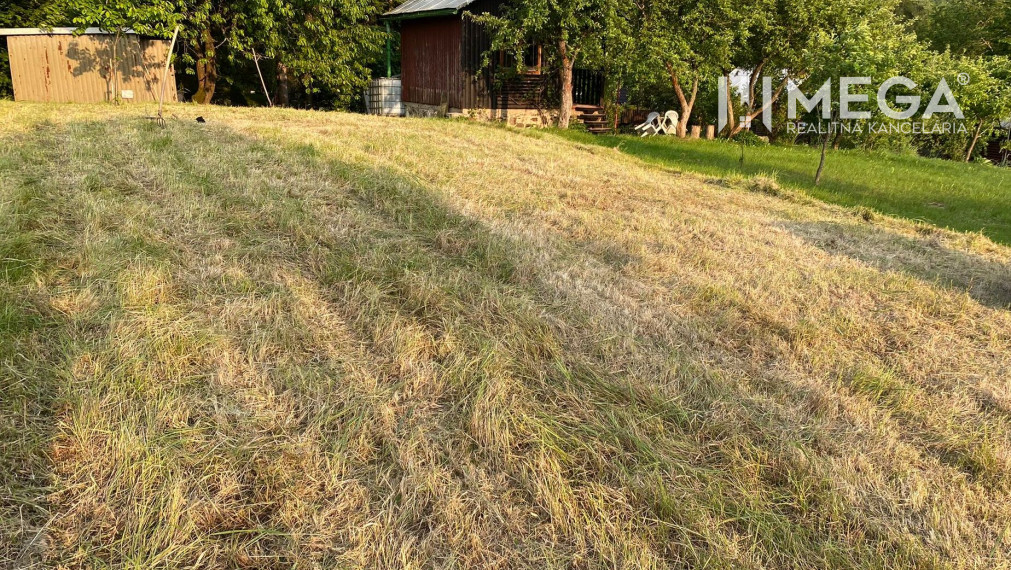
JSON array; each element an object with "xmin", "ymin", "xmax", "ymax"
[
  {"xmin": 789, "ymin": 4, "xmax": 927, "ymax": 180},
  {"xmin": 728, "ymin": 0, "xmax": 896, "ymax": 138},
  {"xmin": 730, "ymin": 0, "xmax": 820, "ymax": 137},
  {"xmin": 476, "ymin": 0, "xmax": 612, "ymax": 128},
  {"xmin": 172, "ymin": 0, "xmax": 387, "ymax": 106},
  {"xmin": 247, "ymin": 0, "xmax": 385, "ymax": 108},
  {"xmin": 911, "ymin": 0, "xmax": 1011, "ymax": 161},
  {"xmin": 914, "ymin": 0, "xmax": 1011, "ymax": 57},
  {"xmin": 634, "ymin": 0, "xmax": 743, "ymax": 136},
  {"xmin": 171, "ymin": 0, "xmax": 250, "ymax": 104},
  {"xmin": 0, "ymin": 0, "xmax": 63, "ymax": 97},
  {"xmin": 929, "ymin": 54, "xmax": 1011, "ymax": 161}
]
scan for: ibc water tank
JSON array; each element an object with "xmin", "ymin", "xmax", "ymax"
[{"xmin": 366, "ymin": 78, "xmax": 404, "ymax": 117}]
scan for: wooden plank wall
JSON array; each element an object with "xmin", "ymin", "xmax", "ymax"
[
  {"xmin": 7, "ymin": 34, "xmax": 176, "ymax": 103},
  {"xmin": 400, "ymin": 17, "xmax": 463, "ymax": 109},
  {"xmin": 460, "ymin": 14, "xmax": 493, "ymax": 109}
]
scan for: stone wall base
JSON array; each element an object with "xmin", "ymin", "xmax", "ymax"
[
  {"xmin": 476, "ymin": 107, "xmax": 559, "ymax": 127},
  {"xmin": 404, "ymin": 102, "xmax": 449, "ymax": 118},
  {"xmin": 403, "ymin": 102, "xmax": 558, "ymax": 128}
]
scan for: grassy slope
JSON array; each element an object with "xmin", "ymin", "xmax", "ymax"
[
  {"xmin": 557, "ymin": 130, "xmax": 1011, "ymax": 245},
  {"xmin": 1, "ymin": 102, "xmax": 1010, "ymax": 568}
]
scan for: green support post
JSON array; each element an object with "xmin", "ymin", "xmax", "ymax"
[{"xmin": 386, "ymin": 21, "xmax": 392, "ymax": 78}]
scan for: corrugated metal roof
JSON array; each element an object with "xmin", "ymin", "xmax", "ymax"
[
  {"xmin": 0, "ymin": 27, "xmax": 139, "ymax": 36},
  {"xmin": 384, "ymin": 0, "xmax": 475, "ymax": 17}
]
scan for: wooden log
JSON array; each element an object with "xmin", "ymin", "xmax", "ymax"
[{"xmin": 690, "ymin": 125, "xmax": 701, "ymax": 139}]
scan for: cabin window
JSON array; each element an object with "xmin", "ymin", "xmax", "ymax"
[
  {"xmin": 523, "ymin": 44, "xmax": 543, "ymax": 74},
  {"xmin": 496, "ymin": 44, "xmax": 543, "ymax": 74}
]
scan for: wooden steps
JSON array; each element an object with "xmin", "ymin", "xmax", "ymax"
[{"xmin": 574, "ymin": 104, "xmax": 610, "ymax": 134}]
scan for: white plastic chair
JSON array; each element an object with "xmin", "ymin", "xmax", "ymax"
[
  {"xmin": 634, "ymin": 112, "xmax": 660, "ymax": 136},
  {"xmin": 658, "ymin": 110, "xmax": 679, "ymax": 135}
]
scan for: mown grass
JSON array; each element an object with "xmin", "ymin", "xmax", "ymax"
[
  {"xmin": 1, "ymin": 102, "xmax": 1010, "ymax": 568},
  {"xmin": 555, "ymin": 129, "xmax": 1011, "ymax": 245}
]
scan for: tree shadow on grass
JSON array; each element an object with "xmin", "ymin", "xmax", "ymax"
[
  {"xmin": 781, "ymin": 219, "xmax": 1011, "ymax": 310},
  {"xmin": 218, "ymin": 128, "xmax": 896, "ymax": 568},
  {"xmin": 0, "ymin": 119, "xmax": 184, "ymax": 568},
  {"xmin": 0, "ymin": 124, "xmax": 75, "ymax": 568},
  {"xmin": 0, "ymin": 273, "xmax": 64, "ymax": 569}
]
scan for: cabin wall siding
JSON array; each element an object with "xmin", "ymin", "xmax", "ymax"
[
  {"xmin": 7, "ymin": 34, "xmax": 176, "ymax": 103},
  {"xmin": 460, "ymin": 13, "xmax": 493, "ymax": 109},
  {"xmin": 400, "ymin": 16, "xmax": 463, "ymax": 109}
]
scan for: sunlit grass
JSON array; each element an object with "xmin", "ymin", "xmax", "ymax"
[
  {"xmin": 1, "ymin": 102, "xmax": 1010, "ymax": 568},
  {"xmin": 555, "ymin": 129, "xmax": 1011, "ymax": 244}
]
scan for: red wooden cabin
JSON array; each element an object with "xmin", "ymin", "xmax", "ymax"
[{"xmin": 383, "ymin": 0, "xmax": 604, "ymax": 127}]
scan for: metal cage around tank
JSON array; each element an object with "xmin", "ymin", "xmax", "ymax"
[{"xmin": 365, "ymin": 77, "xmax": 404, "ymax": 116}]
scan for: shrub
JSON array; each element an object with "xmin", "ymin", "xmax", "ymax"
[{"xmin": 732, "ymin": 130, "xmax": 769, "ymax": 146}]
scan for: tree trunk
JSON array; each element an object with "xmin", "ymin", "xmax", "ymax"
[
  {"xmin": 815, "ymin": 129, "xmax": 829, "ymax": 185},
  {"xmin": 965, "ymin": 120, "xmax": 984, "ymax": 162},
  {"xmin": 276, "ymin": 62, "xmax": 290, "ymax": 107},
  {"xmin": 746, "ymin": 59, "xmax": 768, "ymax": 117},
  {"xmin": 832, "ymin": 128, "xmax": 843, "ymax": 150},
  {"xmin": 111, "ymin": 32, "xmax": 121, "ymax": 103},
  {"xmin": 728, "ymin": 75, "xmax": 789, "ymax": 138},
  {"xmin": 611, "ymin": 83, "xmax": 622, "ymax": 133},
  {"xmin": 724, "ymin": 73, "xmax": 737, "ymax": 137},
  {"xmin": 558, "ymin": 39, "xmax": 574, "ymax": 129},
  {"xmin": 676, "ymin": 77, "xmax": 697, "ymax": 137},
  {"xmin": 666, "ymin": 64, "xmax": 697, "ymax": 137},
  {"xmin": 193, "ymin": 28, "xmax": 217, "ymax": 104}
]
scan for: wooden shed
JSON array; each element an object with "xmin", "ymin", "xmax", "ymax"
[
  {"xmin": 383, "ymin": 0, "xmax": 603, "ymax": 126},
  {"xmin": 0, "ymin": 28, "xmax": 176, "ymax": 103}
]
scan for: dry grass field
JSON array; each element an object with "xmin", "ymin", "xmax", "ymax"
[{"xmin": 1, "ymin": 102, "xmax": 1010, "ymax": 568}]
